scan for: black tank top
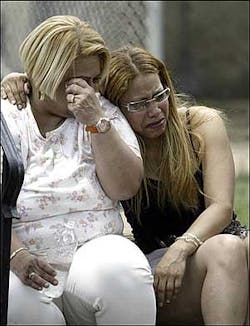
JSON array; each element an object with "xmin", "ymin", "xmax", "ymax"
[
  {"xmin": 121, "ymin": 170, "xmax": 205, "ymax": 254},
  {"xmin": 121, "ymin": 110, "xmax": 241, "ymax": 253},
  {"xmin": 121, "ymin": 110, "xmax": 205, "ymax": 254}
]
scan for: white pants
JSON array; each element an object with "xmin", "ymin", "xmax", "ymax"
[
  {"xmin": 8, "ymin": 272, "xmax": 66, "ymax": 325},
  {"xmin": 8, "ymin": 235, "xmax": 156, "ymax": 325}
]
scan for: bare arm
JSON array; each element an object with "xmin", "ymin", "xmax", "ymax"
[
  {"xmin": 1, "ymin": 72, "xmax": 30, "ymax": 108},
  {"xmin": 91, "ymin": 129, "xmax": 143, "ymax": 200},
  {"xmin": 155, "ymin": 107, "xmax": 235, "ymax": 305},
  {"xmin": 66, "ymin": 78, "xmax": 143, "ymax": 200},
  {"xmin": 164, "ymin": 107, "xmax": 235, "ymax": 263},
  {"xmin": 181, "ymin": 107, "xmax": 234, "ymax": 244}
]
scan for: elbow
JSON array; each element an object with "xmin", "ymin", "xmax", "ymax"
[
  {"xmin": 116, "ymin": 182, "xmax": 141, "ymax": 201},
  {"xmin": 110, "ymin": 192, "xmax": 138, "ymax": 201},
  {"xmin": 224, "ymin": 203, "xmax": 234, "ymax": 224},
  {"xmin": 215, "ymin": 202, "xmax": 234, "ymax": 227},
  {"xmin": 222, "ymin": 201, "xmax": 233, "ymax": 217},
  {"xmin": 109, "ymin": 171, "xmax": 143, "ymax": 201},
  {"xmin": 206, "ymin": 199, "xmax": 234, "ymax": 229}
]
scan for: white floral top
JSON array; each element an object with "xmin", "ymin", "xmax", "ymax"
[{"xmin": 1, "ymin": 95, "xmax": 141, "ymax": 252}]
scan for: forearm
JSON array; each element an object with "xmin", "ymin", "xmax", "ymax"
[
  {"xmin": 11, "ymin": 229, "xmax": 28, "ymax": 254},
  {"xmin": 186, "ymin": 202, "xmax": 232, "ymax": 241},
  {"xmin": 92, "ymin": 126, "xmax": 143, "ymax": 200},
  {"xmin": 10, "ymin": 230, "xmax": 30, "ymax": 274},
  {"xmin": 173, "ymin": 202, "xmax": 233, "ymax": 257}
]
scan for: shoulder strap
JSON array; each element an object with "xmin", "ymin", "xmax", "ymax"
[{"xmin": 185, "ymin": 109, "xmax": 196, "ymax": 152}]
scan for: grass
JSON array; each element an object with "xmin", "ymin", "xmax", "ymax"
[{"xmin": 234, "ymin": 173, "xmax": 249, "ymax": 227}]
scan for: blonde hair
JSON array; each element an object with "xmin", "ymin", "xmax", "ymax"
[
  {"xmin": 104, "ymin": 45, "xmax": 206, "ymax": 219},
  {"xmin": 19, "ymin": 15, "xmax": 110, "ymax": 99}
]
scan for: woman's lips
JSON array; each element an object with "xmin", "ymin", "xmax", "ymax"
[{"xmin": 146, "ymin": 118, "xmax": 165, "ymax": 129}]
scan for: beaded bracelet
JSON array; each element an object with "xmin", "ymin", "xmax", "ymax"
[
  {"xmin": 175, "ymin": 232, "xmax": 204, "ymax": 249},
  {"xmin": 175, "ymin": 236, "xmax": 200, "ymax": 248},
  {"xmin": 10, "ymin": 247, "xmax": 29, "ymax": 261},
  {"xmin": 184, "ymin": 233, "xmax": 204, "ymax": 246}
]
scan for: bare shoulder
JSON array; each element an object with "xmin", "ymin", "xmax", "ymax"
[
  {"xmin": 187, "ymin": 105, "xmax": 226, "ymax": 135},
  {"xmin": 188, "ymin": 105, "xmax": 222, "ymax": 121}
]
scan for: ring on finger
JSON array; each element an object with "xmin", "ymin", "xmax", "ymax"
[
  {"xmin": 29, "ymin": 271, "xmax": 36, "ymax": 279},
  {"xmin": 69, "ymin": 94, "xmax": 75, "ymax": 103}
]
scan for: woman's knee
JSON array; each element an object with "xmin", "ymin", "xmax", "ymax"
[
  {"xmin": 68, "ymin": 235, "xmax": 153, "ymax": 292},
  {"xmin": 198, "ymin": 234, "xmax": 247, "ymax": 272},
  {"xmin": 65, "ymin": 235, "xmax": 156, "ymax": 324},
  {"xmin": 8, "ymin": 271, "xmax": 66, "ymax": 325},
  {"xmin": 99, "ymin": 237, "xmax": 152, "ymax": 283}
]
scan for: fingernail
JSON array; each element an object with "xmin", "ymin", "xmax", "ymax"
[
  {"xmin": 44, "ymin": 283, "xmax": 49, "ymax": 288},
  {"xmin": 17, "ymin": 104, "xmax": 23, "ymax": 110},
  {"xmin": 11, "ymin": 100, "xmax": 16, "ymax": 105},
  {"xmin": 166, "ymin": 299, "xmax": 171, "ymax": 304},
  {"xmin": 52, "ymin": 280, "xmax": 58, "ymax": 285}
]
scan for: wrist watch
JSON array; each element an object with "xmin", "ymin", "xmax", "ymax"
[{"xmin": 85, "ymin": 117, "xmax": 111, "ymax": 133}]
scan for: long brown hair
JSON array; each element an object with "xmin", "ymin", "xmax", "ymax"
[{"xmin": 103, "ymin": 45, "xmax": 205, "ymax": 219}]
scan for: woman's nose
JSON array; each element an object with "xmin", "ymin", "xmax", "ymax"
[{"xmin": 146, "ymin": 101, "xmax": 161, "ymax": 117}]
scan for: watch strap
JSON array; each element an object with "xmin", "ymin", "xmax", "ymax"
[
  {"xmin": 85, "ymin": 125, "xmax": 98, "ymax": 133},
  {"xmin": 85, "ymin": 117, "xmax": 111, "ymax": 133}
]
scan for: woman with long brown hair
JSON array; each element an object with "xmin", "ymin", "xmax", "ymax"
[{"xmin": 104, "ymin": 45, "xmax": 249, "ymax": 325}]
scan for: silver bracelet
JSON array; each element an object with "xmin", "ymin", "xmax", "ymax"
[
  {"xmin": 184, "ymin": 233, "xmax": 204, "ymax": 246},
  {"xmin": 175, "ymin": 236, "xmax": 200, "ymax": 248}
]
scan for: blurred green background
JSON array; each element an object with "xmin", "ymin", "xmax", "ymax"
[
  {"xmin": 201, "ymin": 98, "xmax": 248, "ymax": 227},
  {"xmin": 235, "ymin": 173, "xmax": 248, "ymax": 226}
]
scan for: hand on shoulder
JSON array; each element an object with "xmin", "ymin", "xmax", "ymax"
[{"xmin": 1, "ymin": 72, "xmax": 30, "ymax": 109}]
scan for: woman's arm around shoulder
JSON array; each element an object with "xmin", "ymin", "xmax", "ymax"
[{"xmin": 1, "ymin": 72, "xmax": 30, "ymax": 108}]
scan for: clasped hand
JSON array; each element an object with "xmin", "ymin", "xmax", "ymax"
[{"xmin": 65, "ymin": 78, "xmax": 103, "ymax": 126}]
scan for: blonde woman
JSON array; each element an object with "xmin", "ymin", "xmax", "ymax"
[{"xmin": 1, "ymin": 21, "xmax": 156, "ymax": 325}]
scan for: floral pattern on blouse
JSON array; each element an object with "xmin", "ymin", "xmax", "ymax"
[{"xmin": 1, "ymin": 94, "xmax": 141, "ymax": 249}]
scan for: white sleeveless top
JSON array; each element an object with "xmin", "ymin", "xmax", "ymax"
[{"xmin": 1, "ymin": 95, "xmax": 141, "ymax": 251}]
